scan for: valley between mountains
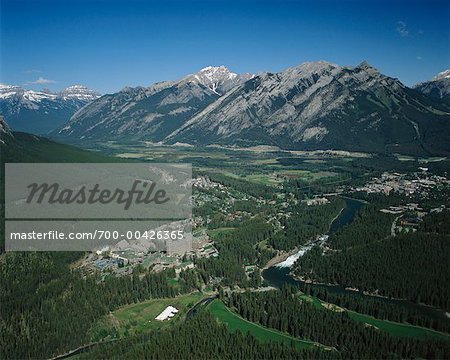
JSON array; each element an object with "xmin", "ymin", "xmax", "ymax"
[{"xmin": 1, "ymin": 61, "xmax": 450, "ymax": 359}]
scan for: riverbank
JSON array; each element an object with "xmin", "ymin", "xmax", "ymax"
[
  {"xmin": 261, "ymin": 195, "xmax": 450, "ymax": 330},
  {"xmin": 263, "ymin": 248, "xmax": 299, "ymax": 269},
  {"xmin": 328, "ymin": 206, "xmax": 344, "ymax": 232}
]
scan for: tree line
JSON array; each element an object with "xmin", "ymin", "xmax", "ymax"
[
  {"xmin": 270, "ymin": 198, "xmax": 345, "ymax": 250},
  {"xmin": 294, "ymin": 233, "xmax": 450, "ymax": 308},
  {"xmin": 195, "ymin": 216, "xmax": 274, "ymax": 287},
  {"xmin": 224, "ymin": 286, "xmax": 450, "ymax": 359},
  {"xmin": 328, "ymin": 204, "xmax": 394, "ymax": 249},
  {"xmin": 77, "ymin": 311, "xmax": 334, "ymax": 360},
  {"xmin": 302, "ymin": 284, "xmax": 450, "ymax": 333}
]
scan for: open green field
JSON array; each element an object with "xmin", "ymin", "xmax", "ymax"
[
  {"xmin": 299, "ymin": 294, "xmax": 450, "ymax": 341},
  {"xmin": 200, "ymin": 168, "xmax": 340, "ymax": 186},
  {"xmin": 242, "ymin": 173, "xmax": 281, "ymax": 185},
  {"xmin": 207, "ymin": 299, "xmax": 321, "ymax": 350},
  {"xmin": 89, "ymin": 293, "xmax": 205, "ymax": 341},
  {"xmin": 75, "ymin": 140, "xmax": 450, "ymax": 183}
]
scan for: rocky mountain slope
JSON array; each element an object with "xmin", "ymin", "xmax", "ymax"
[
  {"xmin": 0, "ymin": 115, "xmax": 14, "ymax": 147},
  {"xmin": 0, "ymin": 84, "xmax": 100, "ymax": 134},
  {"xmin": 56, "ymin": 66, "xmax": 253, "ymax": 142},
  {"xmin": 414, "ymin": 69, "xmax": 450, "ymax": 102},
  {"xmin": 54, "ymin": 62, "xmax": 450, "ymax": 155},
  {"xmin": 167, "ymin": 61, "xmax": 450, "ymax": 155}
]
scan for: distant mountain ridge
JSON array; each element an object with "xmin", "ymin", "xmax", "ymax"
[
  {"xmin": 414, "ymin": 69, "xmax": 450, "ymax": 101},
  {"xmin": 0, "ymin": 84, "xmax": 100, "ymax": 134},
  {"xmin": 433, "ymin": 69, "xmax": 450, "ymax": 81},
  {"xmin": 54, "ymin": 62, "xmax": 450, "ymax": 156}
]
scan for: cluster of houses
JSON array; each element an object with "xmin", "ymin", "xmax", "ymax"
[
  {"xmin": 379, "ymin": 203, "xmax": 423, "ymax": 215},
  {"xmin": 196, "ymin": 243, "xmax": 219, "ymax": 258},
  {"xmin": 380, "ymin": 203, "xmax": 447, "ymax": 234},
  {"xmin": 353, "ymin": 171, "xmax": 449, "ymax": 197}
]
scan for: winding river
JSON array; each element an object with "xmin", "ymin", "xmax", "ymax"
[{"xmin": 262, "ymin": 197, "xmax": 449, "ymax": 324}]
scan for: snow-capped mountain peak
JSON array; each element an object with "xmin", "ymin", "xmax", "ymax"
[
  {"xmin": 59, "ymin": 85, "xmax": 101, "ymax": 100},
  {"xmin": 0, "ymin": 83, "xmax": 101, "ymax": 134},
  {"xmin": 433, "ymin": 69, "xmax": 450, "ymax": 81},
  {"xmin": 414, "ymin": 68, "xmax": 450, "ymax": 101},
  {"xmin": 0, "ymin": 84, "xmax": 57, "ymax": 102},
  {"xmin": 197, "ymin": 65, "xmax": 238, "ymax": 82},
  {"xmin": 0, "ymin": 84, "xmax": 24, "ymax": 99},
  {"xmin": 188, "ymin": 66, "xmax": 254, "ymax": 95},
  {"xmin": 0, "ymin": 83, "xmax": 100, "ymax": 102}
]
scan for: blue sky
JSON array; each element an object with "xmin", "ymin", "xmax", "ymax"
[{"xmin": 1, "ymin": 0, "xmax": 449, "ymax": 93}]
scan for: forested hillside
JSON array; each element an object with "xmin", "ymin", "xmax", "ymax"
[
  {"xmin": 77, "ymin": 312, "xmax": 331, "ymax": 360},
  {"xmin": 294, "ymin": 214, "xmax": 450, "ymax": 308},
  {"xmin": 224, "ymin": 287, "xmax": 450, "ymax": 359},
  {"xmin": 0, "ymin": 252, "xmax": 188, "ymax": 359}
]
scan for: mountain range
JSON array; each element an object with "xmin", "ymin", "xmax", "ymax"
[
  {"xmin": 2, "ymin": 62, "xmax": 449, "ymax": 156},
  {"xmin": 0, "ymin": 84, "xmax": 100, "ymax": 134},
  {"xmin": 413, "ymin": 69, "xmax": 450, "ymax": 102},
  {"xmin": 53, "ymin": 62, "xmax": 450, "ymax": 156},
  {"xmin": 54, "ymin": 66, "xmax": 253, "ymax": 142}
]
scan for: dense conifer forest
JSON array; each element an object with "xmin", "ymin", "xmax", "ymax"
[
  {"xmin": 224, "ymin": 286, "xmax": 450, "ymax": 359},
  {"xmin": 303, "ymin": 285, "xmax": 450, "ymax": 333},
  {"xmin": 294, "ymin": 233, "xmax": 450, "ymax": 308},
  {"xmin": 77, "ymin": 312, "xmax": 333, "ymax": 360},
  {"xmin": 1, "ymin": 133, "xmax": 449, "ymax": 359},
  {"xmin": 0, "ymin": 252, "xmax": 189, "ymax": 359}
]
